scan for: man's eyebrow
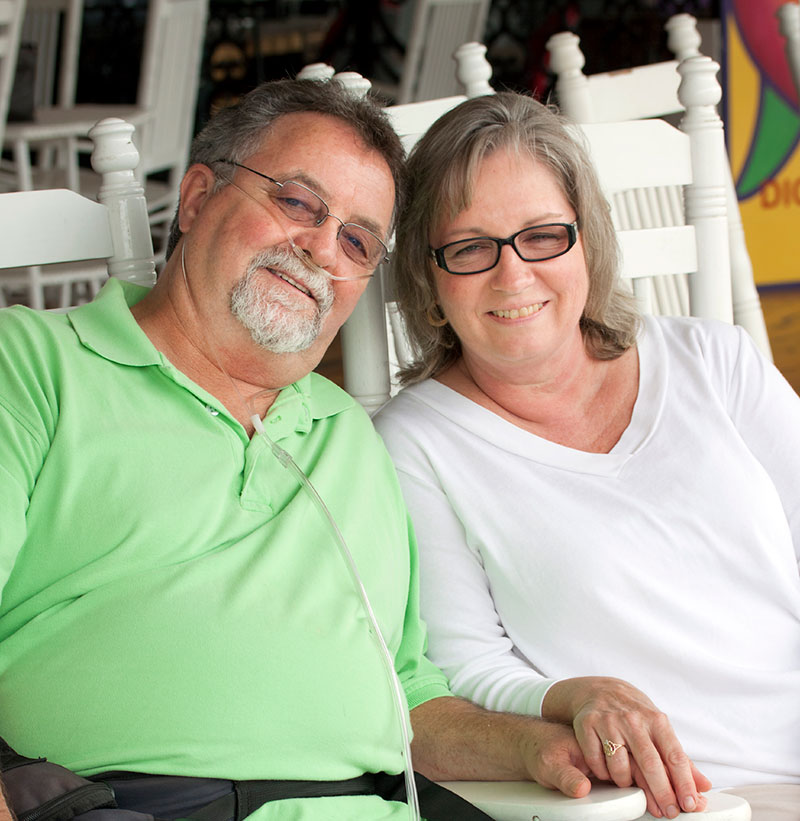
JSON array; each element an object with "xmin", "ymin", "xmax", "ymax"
[{"xmin": 284, "ymin": 171, "xmax": 389, "ymax": 240}]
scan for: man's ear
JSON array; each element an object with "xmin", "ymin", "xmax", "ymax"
[{"xmin": 178, "ymin": 164, "xmax": 218, "ymax": 234}]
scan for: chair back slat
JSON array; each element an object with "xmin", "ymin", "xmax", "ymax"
[
  {"xmin": 398, "ymin": 0, "xmax": 490, "ymax": 103},
  {"xmin": 136, "ymin": 0, "xmax": 208, "ymax": 175},
  {"xmin": 0, "ymin": 0, "xmax": 26, "ymax": 148}
]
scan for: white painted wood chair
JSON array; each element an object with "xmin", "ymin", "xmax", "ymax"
[
  {"xmin": 393, "ymin": 0, "xmax": 490, "ymax": 104},
  {"xmin": 0, "ymin": 117, "xmax": 155, "ymax": 308},
  {"xmin": 304, "ymin": 58, "xmax": 753, "ymax": 821},
  {"xmin": 306, "ymin": 44, "xmax": 735, "ymax": 415},
  {"xmin": 0, "ymin": 0, "xmax": 27, "ymax": 149},
  {"xmin": 546, "ymin": 14, "xmax": 772, "ymax": 359},
  {"xmin": 21, "ymin": 0, "xmax": 82, "ymax": 110},
  {"xmin": 436, "ymin": 780, "xmax": 750, "ymax": 821},
  {"xmin": 2, "ymin": 0, "xmax": 83, "ymax": 195},
  {"xmin": 778, "ymin": 1, "xmax": 800, "ymax": 100},
  {"xmin": 2, "ymin": 0, "xmax": 208, "ymax": 263},
  {"xmin": 300, "ymin": 42, "xmax": 493, "ymax": 413}
]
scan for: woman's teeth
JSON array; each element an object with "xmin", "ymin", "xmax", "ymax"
[{"xmin": 491, "ymin": 303, "xmax": 543, "ymax": 319}]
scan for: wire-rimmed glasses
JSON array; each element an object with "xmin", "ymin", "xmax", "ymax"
[
  {"xmin": 215, "ymin": 160, "xmax": 389, "ymax": 275},
  {"xmin": 431, "ymin": 221, "xmax": 579, "ymax": 275}
]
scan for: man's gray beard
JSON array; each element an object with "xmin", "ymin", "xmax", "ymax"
[{"xmin": 230, "ymin": 248, "xmax": 334, "ymax": 354}]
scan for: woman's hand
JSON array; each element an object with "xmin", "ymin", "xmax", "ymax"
[{"xmin": 541, "ymin": 676, "xmax": 712, "ymax": 818}]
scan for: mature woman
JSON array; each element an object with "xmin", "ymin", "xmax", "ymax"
[{"xmin": 374, "ymin": 92, "xmax": 800, "ymax": 821}]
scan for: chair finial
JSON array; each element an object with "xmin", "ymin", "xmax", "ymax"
[
  {"xmin": 677, "ymin": 55, "xmax": 722, "ymax": 117},
  {"xmin": 665, "ymin": 14, "xmax": 702, "ymax": 62},
  {"xmin": 546, "ymin": 32, "xmax": 592, "ymax": 121},
  {"xmin": 778, "ymin": 1, "xmax": 800, "ymax": 38},
  {"xmin": 454, "ymin": 42, "xmax": 493, "ymax": 98},
  {"xmin": 89, "ymin": 118, "xmax": 141, "ymax": 177},
  {"xmin": 297, "ymin": 63, "xmax": 336, "ymax": 82},
  {"xmin": 333, "ymin": 71, "xmax": 372, "ymax": 98}
]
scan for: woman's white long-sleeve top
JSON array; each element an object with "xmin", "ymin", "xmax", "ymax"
[{"xmin": 374, "ymin": 315, "xmax": 800, "ymax": 789}]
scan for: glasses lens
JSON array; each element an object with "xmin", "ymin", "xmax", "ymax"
[
  {"xmin": 442, "ymin": 238, "xmax": 499, "ymax": 274},
  {"xmin": 339, "ymin": 224, "xmax": 386, "ymax": 268},
  {"xmin": 271, "ymin": 181, "xmax": 327, "ymax": 225},
  {"xmin": 515, "ymin": 224, "xmax": 572, "ymax": 261}
]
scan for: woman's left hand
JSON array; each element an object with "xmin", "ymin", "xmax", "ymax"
[{"xmin": 541, "ymin": 676, "xmax": 712, "ymax": 818}]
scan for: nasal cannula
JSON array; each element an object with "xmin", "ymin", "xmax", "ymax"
[{"xmin": 179, "ymin": 223, "xmax": 422, "ymax": 821}]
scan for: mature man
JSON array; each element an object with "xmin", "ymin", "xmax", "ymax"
[{"xmin": 0, "ymin": 79, "xmax": 590, "ymax": 820}]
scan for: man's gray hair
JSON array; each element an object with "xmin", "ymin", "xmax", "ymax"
[
  {"xmin": 392, "ymin": 91, "xmax": 640, "ymax": 385},
  {"xmin": 166, "ymin": 78, "xmax": 405, "ymax": 259}
]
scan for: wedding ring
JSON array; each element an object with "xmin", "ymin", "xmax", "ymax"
[{"xmin": 603, "ymin": 739, "xmax": 625, "ymax": 757}]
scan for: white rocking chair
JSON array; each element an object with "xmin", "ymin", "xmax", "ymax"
[
  {"xmin": 0, "ymin": 117, "xmax": 156, "ymax": 303},
  {"xmin": 303, "ymin": 44, "xmax": 737, "ymax": 416},
  {"xmin": 2, "ymin": 0, "xmax": 208, "ymax": 265},
  {"xmin": 546, "ymin": 14, "xmax": 772, "ymax": 360}
]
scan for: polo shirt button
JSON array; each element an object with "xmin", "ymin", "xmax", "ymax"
[{"xmin": 204, "ymin": 404, "xmax": 219, "ymax": 416}]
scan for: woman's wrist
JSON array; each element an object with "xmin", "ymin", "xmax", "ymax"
[{"xmin": 540, "ymin": 676, "xmax": 620, "ymax": 723}]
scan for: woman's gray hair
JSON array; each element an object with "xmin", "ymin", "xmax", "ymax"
[
  {"xmin": 393, "ymin": 91, "xmax": 639, "ymax": 385},
  {"xmin": 166, "ymin": 78, "xmax": 405, "ymax": 259}
]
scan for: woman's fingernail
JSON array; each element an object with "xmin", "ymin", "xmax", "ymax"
[
  {"xmin": 684, "ymin": 795, "xmax": 696, "ymax": 811},
  {"xmin": 666, "ymin": 805, "xmax": 679, "ymax": 818}
]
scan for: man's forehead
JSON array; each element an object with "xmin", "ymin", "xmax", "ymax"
[{"xmin": 247, "ymin": 112, "xmax": 395, "ymax": 232}]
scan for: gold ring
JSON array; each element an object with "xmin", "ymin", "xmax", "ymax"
[{"xmin": 602, "ymin": 739, "xmax": 625, "ymax": 757}]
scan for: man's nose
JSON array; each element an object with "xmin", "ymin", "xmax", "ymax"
[{"xmin": 291, "ymin": 216, "xmax": 341, "ymax": 270}]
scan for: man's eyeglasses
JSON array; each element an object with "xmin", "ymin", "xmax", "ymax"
[
  {"xmin": 215, "ymin": 160, "xmax": 389, "ymax": 273},
  {"xmin": 431, "ymin": 221, "xmax": 579, "ymax": 275}
]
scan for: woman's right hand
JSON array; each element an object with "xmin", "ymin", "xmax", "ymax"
[{"xmin": 541, "ymin": 676, "xmax": 712, "ymax": 818}]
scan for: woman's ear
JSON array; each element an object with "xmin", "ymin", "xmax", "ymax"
[{"xmin": 177, "ymin": 164, "xmax": 218, "ymax": 234}]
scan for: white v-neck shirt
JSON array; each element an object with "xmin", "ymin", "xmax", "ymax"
[{"xmin": 375, "ymin": 315, "xmax": 800, "ymax": 788}]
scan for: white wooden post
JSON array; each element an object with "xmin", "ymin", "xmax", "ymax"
[
  {"xmin": 677, "ymin": 56, "xmax": 732, "ymax": 323},
  {"xmin": 89, "ymin": 118, "xmax": 157, "ymax": 288},
  {"xmin": 545, "ymin": 31, "xmax": 593, "ymax": 121}
]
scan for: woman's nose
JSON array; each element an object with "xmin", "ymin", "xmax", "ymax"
[{"xmin": 490, "ymin": 243, "xmax": 536, "ymax": 292}]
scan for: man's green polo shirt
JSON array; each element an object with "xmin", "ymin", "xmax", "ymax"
[{"xmin": 0, "ymin": 279, "xmax": 451, "ymax": 820}]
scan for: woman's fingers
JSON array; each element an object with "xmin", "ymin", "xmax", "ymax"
[
  {"xmin": 553, "ymin": 678, "xmax": 709, "ymax": 816},
  {"xmin": 589, "ymin": 721, "xmax": 707, "ymax": 817},
  {"xmin": 630, "ymin": 757, "xmax": 663, "ymax": 817},
  {"xmin": 600, "ymin": 737, "xmax": 634, "ymax": 788},
  {"xmin": 623, "ymin": 721, "xmax": 685, "ymax": 817}
]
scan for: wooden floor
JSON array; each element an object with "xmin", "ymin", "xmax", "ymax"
[
  {"xmin": 760, "ymin": 285, "xmax": 800, "ymax": 394},
  {"xmin": 315, "ymin": 285, "xmax": 800, "ymax": 396}
]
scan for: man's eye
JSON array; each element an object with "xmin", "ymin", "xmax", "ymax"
[
  {"xmin": 277, "ymin": 195, "xmax": 315, "ymax": 215},
  {"xmin": 342, "ymin": 230, "xmax": 370, "ymax": 261}
]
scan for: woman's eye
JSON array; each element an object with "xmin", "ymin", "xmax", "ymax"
[{"xmin": 452, "ymin": 240, "xmax": 492, "ymax": 257}]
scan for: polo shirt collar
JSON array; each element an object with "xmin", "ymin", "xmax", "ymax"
[
  {"xmin": 68, "ymin": 278, "xmax": 160, "ymax": 367},
  {"xmin": 68, "ymin": 278, "xmax": 355, "ymax": 427}
]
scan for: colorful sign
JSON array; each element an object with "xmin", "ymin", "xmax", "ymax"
[{"xmin": 725, "ymin": 0, "xmax": 800, "ymax": 284}]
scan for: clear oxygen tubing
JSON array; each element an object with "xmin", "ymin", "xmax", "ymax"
[{"xmin": 178, "ymin": 241, "xmax": 422, "ymax": 821}]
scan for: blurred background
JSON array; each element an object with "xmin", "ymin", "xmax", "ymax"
[{"xmin": 4, "ymin": 0, "xmax": 799, "ymax": 391}]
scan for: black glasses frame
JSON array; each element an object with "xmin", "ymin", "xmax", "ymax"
[
  {"xmin": 430, "ymin": 221, "xmax": 579, "ymax": 275},
  {"xmin": 213, "ymin": 159, "xmax": 390, "ymax": 268}
]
